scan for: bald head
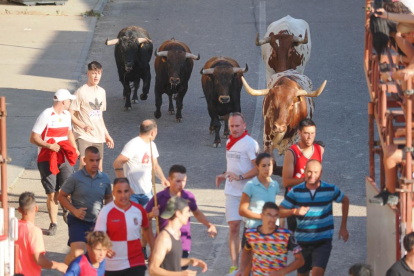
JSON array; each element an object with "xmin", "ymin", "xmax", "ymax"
[
  {"xmin": 306, "ymin": 159, "xmax": 322, "ymax": 170},
  {"xmin": 305, "ymin": 159, "xmax": 322, "ymax": 186},
  {"xmin": 140, "ymin": 119, "xmax": 157, "ymax": 135}
]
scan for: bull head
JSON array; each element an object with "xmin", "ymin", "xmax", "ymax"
[
  {"xmin": 105, "ymin": 37, "xmax": 152, "ymax": 46},
  {"xmin": 241, "ymin": 76, "xmax": 327, "ymax": 98},
  {"xmin": 154, "ymin": 49, "xmax": 200, "ymax": 60},
  {"xmin": 200, "ymin": 64, "xmax": 248, "ymax": 75}
]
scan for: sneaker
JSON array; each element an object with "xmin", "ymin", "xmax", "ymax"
[
  {"xmin": 43, "ymin": 223, "xmax": 57, "ymax": 236},
  {"xmin": 62, "ymin": 208, "xmax": 68, "ymax": 225},
  {"xmin": 369, "ymin": 189, "xmax": 398, "ymax": 206},
  {"xmin": 229, "ymin": 266, "xmax": 237, "ymax": 274}
]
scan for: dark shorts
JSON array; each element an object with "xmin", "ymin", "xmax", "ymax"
[
  {"xmin": 105, "ymin": 266, "xmax": 146, "ymax": 276},
  {"xmin": 298, "ymin": 240, "xmax": 332, "ymax": 273},
  {"xmin": 181, "ymin": 250, "xmax": 190, "ymax": 270},
  {"xmin": 76, "ymin": 138, "xmax": 104, "ymax": 158},
  {"xmin": 38, "ymin": 159, "xmax": 74, "ymax": 194},
  {"xmin": 67, "ymin": 214, "xmax": 95, "ymax": 246}
]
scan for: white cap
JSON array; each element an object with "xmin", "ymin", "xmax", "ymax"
[{"xmin": 54, "ymin": 89, "xmax": 76, "ymax": 102}]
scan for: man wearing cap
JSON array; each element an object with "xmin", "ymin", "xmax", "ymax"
[
  {"xmin": 30, "ymin": 89, "xmax": 79, "ymax": 236},
  {"xmin": 149, "ymin": 196, "xmax": 208, "ymax": 275}
]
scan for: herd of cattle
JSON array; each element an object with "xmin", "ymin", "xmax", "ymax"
[{"xmin": 105, "ymin": 15, "xmax": 327, "ymax": 171}]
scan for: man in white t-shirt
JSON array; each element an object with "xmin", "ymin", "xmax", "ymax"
[
  {"xmin": 216, "ymin": 112, "xmax": 259, "ymax": 274},
  {"xmin": 30, "ymin": 89, "xmax": 79, "ymax": 236},
  {"xmin": 70, "ymin": 61, "xmax": 114, "ymax": 172}
]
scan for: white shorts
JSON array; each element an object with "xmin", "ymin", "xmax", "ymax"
[{"xmin": 225, "ymin": 194, "xmax": 242, "ymax": 222}]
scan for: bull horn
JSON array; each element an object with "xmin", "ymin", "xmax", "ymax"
[
  {"xmin": 255, "ymin": 33, "xmax": 271, "ymax": 46},
  {"xmin": 292, "ymin": 29, "xmax": 308, "ymax": 44},
  {"xmin": 185, "ymin": 53, "xmax": 200, "ymax": 60},
  {"xmin": 233, "ymin": 64, "xmax": 248, "ymax": 74},
  {"xmin": 105, "ymin": 38, "xmax": 119, "ymax": 45},
  {"xmin": 295, "ymin": 80, "xmax": 327, "ymax": 98},
  {"xmin": 241, "ymin": 76, "xmax": 269, "ymax": 96},
  {"xmin": 201, "ymin": 68, "xmax": 215, "ymax": 75},
  {"xmin": 154, "ymin": 49, "xmax": 168, "ymax": 57},
  {"xmin": 137, "ymin": 37, "xmax": 152, "ymax": 44}
]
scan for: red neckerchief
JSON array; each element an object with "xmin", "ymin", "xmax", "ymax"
[{"xmin": 226, "ymin": 130, "xmax": 248, "ymax": 151}]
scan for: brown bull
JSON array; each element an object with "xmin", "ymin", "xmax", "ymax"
[{"xmin": 241, "ymin": 74, "xmax": 326, "ymax": 172}]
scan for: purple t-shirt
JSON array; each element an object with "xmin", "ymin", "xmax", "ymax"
[{"xmin": 145, "ymin": 188, "xmax": 198, "ymax": 251}]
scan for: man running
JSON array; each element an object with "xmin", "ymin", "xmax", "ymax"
[
  {"xmin": 280, "ymin": 160, "xmax": 349, "ymax": 276},
  {"xmin": 146, "ymin": 165, "xmax": 217, "ymax": 267},
  {"xmin": 282, "ymin": 119, "xmax": 324, "ymax": 231},
  {"xmin": 237, "ymin": 202, "xmax": 304, "ymax": 276},
  {"xmin": 149, "ymin": 196, "xmax": 208, "ymax": 275},
  {"xmin": 95, "ymin": 178, "xmax": 154, "ymax": 276},
  {"xmin": 70, "ymin": 61, "xmax": 114, "ymax": 171},
  {"xmin": 59, "ymin": 146, "xmax": 112, "ymax": 265},
  {"xmin": 216, "ymin": 112, "xmax": 259, "ymax": 274},
  {"xmin": 30, "ymin": 89, "xmax": 78, "ymax": 235}
]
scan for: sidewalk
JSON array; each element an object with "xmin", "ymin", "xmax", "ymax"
[{"xmin": 0, "ymin": 0, "xmax": 107, "ymax": 189}]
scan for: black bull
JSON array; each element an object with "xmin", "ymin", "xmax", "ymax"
[
  {"xmin": 201, "ymin": 56, "xmax": 248, "ymax": 148},
  {"xmin": 106, "ymin": 26, "xmax": 153, "ymax": 111},
  {"xmin": 154, "ymin": 39, "xmax": 200, "ymax": 122}
]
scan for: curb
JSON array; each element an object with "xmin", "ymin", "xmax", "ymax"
[{"xmin": 92, "ymin": 0, "xmax": 107, "ymax": 13}]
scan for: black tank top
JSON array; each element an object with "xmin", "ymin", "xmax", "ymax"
[{"xmin": 160, "ymin": 229, "xmax": 182, "ymax": 272}]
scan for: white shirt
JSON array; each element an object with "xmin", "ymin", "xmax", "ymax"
[
  {"xmin": 224, "ymin": 135, "xmax": 259, "ymax": 197},
  {"xmin": 120, "ymin": 136, "xmax": 159, "ymax": 195}
]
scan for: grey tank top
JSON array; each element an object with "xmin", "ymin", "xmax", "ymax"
[{"xmin": 160, "ymin": 229, "xmax": 182, "ymax": 272}]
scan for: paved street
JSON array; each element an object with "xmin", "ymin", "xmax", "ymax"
[{"xmin": 4, "ymin": 0, "xmax": 368, "ymax": 275}]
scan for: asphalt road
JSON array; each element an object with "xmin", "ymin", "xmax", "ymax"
[{"xmin": 35, "ymin": 0, "xmax": 369, "ymax": 275}]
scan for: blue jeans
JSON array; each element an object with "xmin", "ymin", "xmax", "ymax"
[{"xmin": 130, "ymin": 191, "xmax": 153, "ymax": 208}]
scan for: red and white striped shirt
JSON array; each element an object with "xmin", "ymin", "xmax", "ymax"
[
  {"xmin": 94, "ymin": 201, "xmax": 149, "ymax": 271},
  {"xmin": 32, "ymin": 107, "xmax": 72, "ymax": 163}
]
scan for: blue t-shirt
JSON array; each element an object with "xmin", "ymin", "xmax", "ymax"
[
  {"xmin": 243, "ymin": 177, "xmax": 280, "ymax": 228},
  {"xmin": 280, "ymin": 181, "xmax": 344, "ymax": 244},
  {"xmin": 64, "ymin": 253, "xmax": 106, "ymax": 276}
]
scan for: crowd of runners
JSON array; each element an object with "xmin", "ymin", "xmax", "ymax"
[{"xmin": 15, "ymin": 3, "xmax": 414, "ymax": 272}]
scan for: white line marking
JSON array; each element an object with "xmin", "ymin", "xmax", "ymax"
[{"xmin": 250, "ymin": 1, "xmax": 266, "ymax": 142}]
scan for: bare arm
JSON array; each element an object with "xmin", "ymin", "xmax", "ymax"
[
  {"xmin": 279, "ymin": 205, "xmax": 309, "ymax": 218},
  {"xmin": 58, "ymin": 190, "xmax": 87, "ymax": 220},
  {"xmin": 239, "ymin": 193, "xmax": 261, "ymax": 220},
  {"xmin": 153, "ymin": 158, "xmax": 169, "ymax": 187},
  {"xmin": 148, "ymin": 231, "xmax": 180, "ymax": 276},
  {"xmin": 227, "ymin": 160, "xmax": 258, "ymax": 182},
  {"xmin": 236, "ymin": 248, "xmax": 253, "ymax": 276},
  {"xmin": 113, "ymin": 154, "xmax": 128, "ymax": 178},
  {"xmin": 338, "ymin": 195, "xmax": 350, "ymax": 242},
  {"xmin": 142, "ymin": 226, "xmax": 154, "ymax": 251},
  {"xmin": 282, "ymin": 150, "xmax": 304, "ymax": 188},
  {"xmin": 270, "ymin": 252, "xmax": 304, "ymax": 276},
  {"xmin": 34, "ymin": 252, "xmax": 67, "ymax": 273},
  {"xmin": 193, "ymin": 209, "xmax": 217, "ymax": 238},
  {"xmin": 67, "ymin": 129, "xmax": 79, "ymax": 154},
  {"xmin": 69, "ymin": 110, "xmax": 90, "ymax": 130},
  {"xmin": 30, "ymin": 132, "xmax": 58, "ymax": 150},
  {"xmin": 104, "ymin": 194, "xmax": 113, "ymax": 205}
]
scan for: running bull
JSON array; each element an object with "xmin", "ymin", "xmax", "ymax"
[
  {"xmin": 241, "ymin": 70, "xmax": 326, "ymax": 174},
  {"xmin": 154, "ymin": 38, "xmax": 200, "ymax": 122},
  {"xmin": 200, "ymin": 56, "xmax": 248, "ymax": 148},
  {"xmin": 106, "ymin": 26, "xmax": 153, "ymax": 111},
  {"xmin": 256, "ymin": 15, "xmax": 311, "ymax": 84}
]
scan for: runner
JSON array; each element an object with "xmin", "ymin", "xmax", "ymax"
[
  {"xmin": 64, "ymin": 231, "xmax": 112, "ymax": 276},
  {"xmin": 282, "ymin": 119, "xmax": 324, "ymax": 231},
  {"xmin": 216, "ymin": 112, "xmax": 259, "ymax": 274},
  {"xmin": 237, "ymin": 202, "xmax": 304, "ymax": 276},
  {"xmin": 280, "ymin": 160, "xmax": 349, "ymax": 276},
  {"xmin": 94, "ymin": 177, "xmax": 153, "ymax": 276},
  {"xmin": 148, "ymin": 196, "xmax": 208, "ymax": 275},
  {"xmin": 30, "ymin": 88, "xmax": 78, "ymax": 235},
  {"xmin": 146, "ymin": 165, "xmax": 217, "ymax": 268}
]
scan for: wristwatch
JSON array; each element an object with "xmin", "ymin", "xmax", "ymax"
[{"xmin": 239, "ymin": 175, "xmax": 244, "ymax": 181}]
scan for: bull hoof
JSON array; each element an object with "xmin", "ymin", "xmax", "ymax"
[
  {"xmin": 132, "ymin": 99, "xmax": 138, "ymax": 104},
  {"xmin": 154, "ymin": 111, "xmax": 161, "ymax": 119},
  {"xmin": 168, "ymin": 110, "xmax": 175, "ymax": 115},
  {"xmin": 213, "ymin": 142, "xmax": 221, "ymax": 148},
  {"xmin": 140, "ymin": 94, "xmax": 148, "ymax": 101},
  {"xmin": 124, "ymin": 107, "xmax": 132, "ymax": 111},
  {"xmin": 175, "ymin": 118, "xmax": 182, "ymax": 123}
]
